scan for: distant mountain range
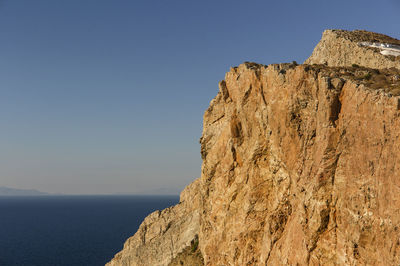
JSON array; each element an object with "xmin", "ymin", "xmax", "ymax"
[{"xmin": 0, "ymin": 186, "xmax": 49, "ymax": 196}]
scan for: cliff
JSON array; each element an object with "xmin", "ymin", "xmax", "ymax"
[
  {"xmin": 107, "ymin": 179, "xmax": 203, "ymax": 266},
  {"xmin": 107, "ymin": 29, "xmax": 400, "ymax": 265}
]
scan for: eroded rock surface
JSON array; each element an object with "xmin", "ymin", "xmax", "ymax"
[
  {"xmin": 305, "ymin": 29, "xmax": 400, "ymax": 69},
  {"xmin": 199, "ymin": 62, "xmax": 400, "ymax": 265},
  {"xmin": 108, "ymin": 30, "xmax": 400, "ymax": 265},
  {"xmin": 106, "ymin": 178, "xmax": 202, "ymax": 266}
]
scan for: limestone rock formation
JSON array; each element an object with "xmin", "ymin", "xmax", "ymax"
[
  {"xmin": 199, "ymin": 62, "xmax": 400, "ymax": 265},
  {"xmin": 305, "ymin": 29, "xmax": 400, "ymax": 69},
  {"xmin": 108, "ymin": 29, "xmax": 400, "ymax": 265},
  {"xmin": 106, "ymin": 178, "xmax": 203, "ymax": 266}
]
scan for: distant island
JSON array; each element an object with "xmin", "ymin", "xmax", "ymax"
[{"xmin": 0, "ymin": 186, "xmax": 49, "ymax": 196}]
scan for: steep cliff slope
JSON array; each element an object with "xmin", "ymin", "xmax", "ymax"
[
  {"xmin": 199, "ymin": 62, "xmax": 400, "ymax": 265},
  {"xmin": 107, "ymin": 179, "xmax": 203, "ymax": 266},
  {"xmin": 108, "ymin": 30, "xmax": 400, "ymax": 265}
]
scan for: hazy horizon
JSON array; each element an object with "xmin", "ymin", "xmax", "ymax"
[
  {"xmin": 0, "ymin": 185, "xmax": 181, "ymax": 195},
  {"xmin": 1, "ymin": 0, "xmax": 399, "ymax": 194}
]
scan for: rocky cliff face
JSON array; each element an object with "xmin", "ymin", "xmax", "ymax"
[
  {"xmin": 108, "ymin": 30, "xmax": 400, "ymax": 265},
  {"xmin": 305, "ymin": 29, "xmax": 400, "ymax": 69},
  {"xmin": 107, "ymin": 179, "xmax": 203, "ymax": 266}
]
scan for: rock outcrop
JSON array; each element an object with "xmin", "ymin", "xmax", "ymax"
[
  {"xmin": 305, "ymin": 29, "xmax": 400, "ymax": 69},
  {"xmin": 107, "ymin": 179, "xmax": 203, "ymax": 266},
  {"xmin": 108, "ymin": 29, "xmax": 400, "ymax": 265}
]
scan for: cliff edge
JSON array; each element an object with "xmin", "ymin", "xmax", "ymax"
[{"xmin": 108, "ymin": 29, "xmax": 400, "ymax": 265}]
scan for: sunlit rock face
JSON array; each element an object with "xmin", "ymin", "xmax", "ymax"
[
  {"xmin": 199, "ymin": 62, "xmax": 400, "ymax": 265},
  {"xmin": 305, "ymin": 29, "xmax": 400, "ymax": 69},
  {"xmin": 108, "ymin": 30, "xmax": 400, "ymax": 265}
]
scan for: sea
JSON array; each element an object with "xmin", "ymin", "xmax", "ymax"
[{"xmin": 0, "ymin": 195, "xmax": 179, "ymax": 266}]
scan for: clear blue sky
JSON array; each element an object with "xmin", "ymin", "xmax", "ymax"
[{"xmin": 1, "ymin": 0, "xmax": 399, "ymax": 194}]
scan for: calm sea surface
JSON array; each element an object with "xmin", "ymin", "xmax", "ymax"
[{"xmin": 0, "ymin": 195, "xmax": 179, "ymax": 266}]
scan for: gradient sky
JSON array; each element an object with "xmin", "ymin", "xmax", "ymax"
[{"xmin": 1, "ymin": 0, "xmax": 399, "ymax": 194}]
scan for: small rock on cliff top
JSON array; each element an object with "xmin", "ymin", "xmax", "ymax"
[{"xmin": 305, "ymin": 29, "xmax": 400, "ymax": 69}]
